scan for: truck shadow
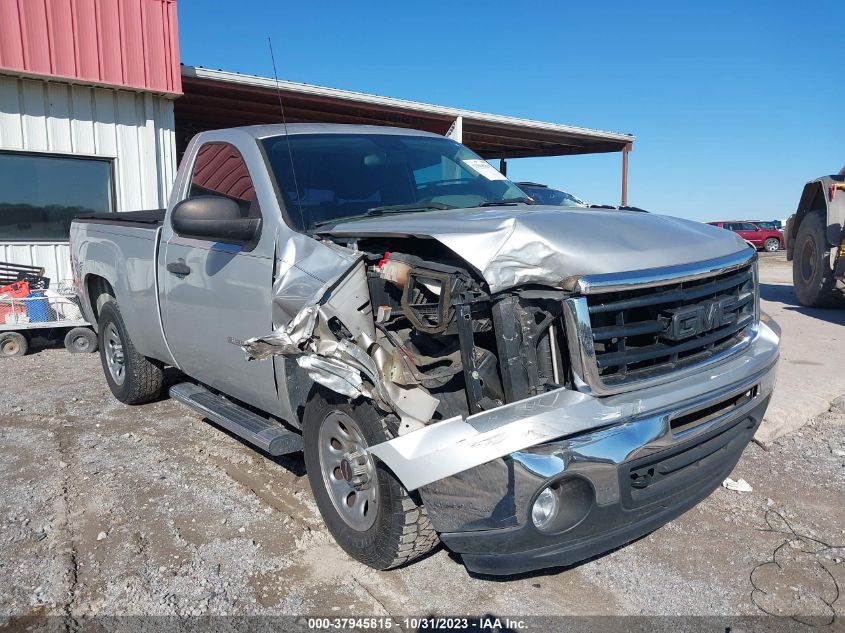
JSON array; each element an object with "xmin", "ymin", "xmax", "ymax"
[
  {"xmin": 455, "ymin": 534, "xmax": 650, "ymax": 582},
  {"xmin": 760, "ymin": 283, "xmax": 845, "ymax": 326},
  {"xmin": 198, "ymin": 414, "xmax": 308, "ymax": 477},
  {"xmin": 19, "ymin": 335, "xmax": 66, "ymax": 355}
]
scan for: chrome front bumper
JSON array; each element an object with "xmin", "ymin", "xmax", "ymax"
[
  {"xmin": 406, "ymin": 322, "xmax": 779, "ymax": 575},
  {"xmin": 435, "ymin": 392, "xmax": 772, "ymax": 575}
]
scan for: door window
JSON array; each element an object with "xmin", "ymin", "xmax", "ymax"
[{"xmin": 188, "ymin": 143, "xmax": 257, "ymax": 218}]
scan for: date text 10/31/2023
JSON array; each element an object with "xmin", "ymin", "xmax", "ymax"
[{"xmin": 305, "ymin": 617, "xmax": 528, "ymax": 630}]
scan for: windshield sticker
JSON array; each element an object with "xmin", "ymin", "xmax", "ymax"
[{"xmin": 462, "ymin": 159, "xmax": 508, "ymax": 181}]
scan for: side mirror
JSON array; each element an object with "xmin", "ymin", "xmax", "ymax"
[{"xmin": 171, "ymin": 196, "xmax": 261, "ymax": 244}]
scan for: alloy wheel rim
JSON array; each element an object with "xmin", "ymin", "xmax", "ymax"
[
  {"xmin": 74, "ymin": 336, "xmax": 90, "ymax": 352},
  {"xmin": 104, "ymin": 323, "xmax": 126, "ymax": 385},
  {"xmin": 317, "ymin": 411, "xmax": 378, "ymax": 532}
]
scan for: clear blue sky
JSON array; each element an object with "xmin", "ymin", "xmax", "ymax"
[{"xmin": 178, "ymin": 1, "xmax": 843, "ymax": 222}]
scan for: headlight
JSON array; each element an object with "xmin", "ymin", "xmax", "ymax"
[{"xmin": 531, "ymin": 487, "xmax": 559, "ymax": 531}]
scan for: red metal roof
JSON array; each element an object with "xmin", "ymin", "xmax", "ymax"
[{"xmin": 0, "ymin": 0, "xmax": 181, "ymax": 95}]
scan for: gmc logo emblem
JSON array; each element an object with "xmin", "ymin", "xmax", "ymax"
[{"xmin": 661, "ymin": 297, "xmax": 738, "ymax": 341}]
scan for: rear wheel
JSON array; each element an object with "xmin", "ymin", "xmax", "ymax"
[
  {"xmin": 97, "ymin": 301, "xmax": 164, "ymax": 403},
  {"xmin": 0, "ymin": 332, "xmax": 28, "ymax": 357},
  {"xmin": 302, "ymin": 388, "xmax": 438, "ymax": 569},
  {"xmin": 764, "ymin": 237, "xmax": 781, "ymax": 252},
  {"xmin": 792, "ymin": 210, "xmax": 845, "ymax": 307},
  {"xmin": 64, "ymin": 327, "xmax": 98, "ymax": 354}
]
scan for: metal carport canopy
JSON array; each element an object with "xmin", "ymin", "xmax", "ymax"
[{"xmin": 176, "ymin": 66, "xmax": 635, "ymax": 160}]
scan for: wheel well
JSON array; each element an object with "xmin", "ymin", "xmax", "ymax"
[
  {"xmin": 791, "ymin": 183, "xmax": 828, "ymax": 252},
  {"xmin": 84, "ymin": 275, "xmax": 115, "ymax": 324}
]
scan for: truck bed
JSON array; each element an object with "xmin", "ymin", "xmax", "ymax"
[
  {"xmin": 73, "ymin": 210, "xmax": 165, "ymax": 228},
  {"xmin": 69, "ymin": 208, "xmax": 172, "ymax": 365}
]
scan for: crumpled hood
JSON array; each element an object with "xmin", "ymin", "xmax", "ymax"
[{"xmin": 324, "ymin": 205, "xmax": 749, "ymax": 293}]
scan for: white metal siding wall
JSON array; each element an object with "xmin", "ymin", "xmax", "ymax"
[{"xmin": 0, "ymin": 75, "xmax": 175, "ymax": 282}]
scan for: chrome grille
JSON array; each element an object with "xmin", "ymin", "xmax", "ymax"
[{"xmin": 563, "ymin": 251, "xmax": 759, "ymax": 395}]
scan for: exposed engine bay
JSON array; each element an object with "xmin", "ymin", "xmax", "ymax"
[{"xmin": 242, "ymin": 237, "xmax": 570, "ymax": 434}]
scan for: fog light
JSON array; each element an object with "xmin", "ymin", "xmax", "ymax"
[{"xmin": 531, "ymin": 487, "xmax": 559, "ymax": 531}]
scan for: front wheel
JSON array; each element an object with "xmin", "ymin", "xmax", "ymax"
[
  {"xmin": 764, "ymin": 237, "xmax": 781, "ymax": 252},
  {"xmin": 302, "ymin": 388, "xmax": 438, "ymax": 569},
  {"xmin": 97, "ymin": 301, "xmax": 164, "ymax": 404}
]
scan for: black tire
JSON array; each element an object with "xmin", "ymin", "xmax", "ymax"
[
  {"xmin": 0, "ymin": 332, "xmax": 28, "ymax": 357},
  {"xmin": 97, "ymin": 301, "xmax": 164, "ymax": 404},
  {"xmin": 764, "ymin": 237, "xmax": 781, "ymax": 252},
  {"xmin": 302, "ymin": 388, "xmax": 438, "ymax": 569},
  {"xmin": 792, "ymin": 211, "xmax": 845, "ymax": 308},
  {"xmin": 64, "ymin": 327, "xmax": 98, "ymax": 354}
]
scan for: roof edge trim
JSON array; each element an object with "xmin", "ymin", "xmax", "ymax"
[{"xmin": 181, "ymin": 66, "xmax": 634, "ymax": 145}]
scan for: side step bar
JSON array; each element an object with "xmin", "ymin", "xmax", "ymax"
[{"xmin": 170, "ymin": 383, "xmax": 302, "ymax": 456}]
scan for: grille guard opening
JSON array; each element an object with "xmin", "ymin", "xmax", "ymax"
[{"xmin": 669, "ymin": 385, "xmax": 758, "ymax": 437}]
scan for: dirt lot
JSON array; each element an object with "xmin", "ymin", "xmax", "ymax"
[{"xmin": 1, "ymin": 252, "xmax": 844, "ymax": 628}]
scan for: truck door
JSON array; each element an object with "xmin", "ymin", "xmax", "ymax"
[{"xmin": 160, "ymin": 141, "xmax": 279, "ymax": 414}]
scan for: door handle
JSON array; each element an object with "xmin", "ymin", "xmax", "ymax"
[{"xmin": 166, "ymin": 260, "xmax": 191, "ymax": 276}]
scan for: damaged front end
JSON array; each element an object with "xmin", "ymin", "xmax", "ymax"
[
  {"xmin": 242, "ymin": 250, "xmax": 441, "ymax": 433},
  {"xmin": 243, "ymin": 237, "xmax": 571, "ymax": 436},
  {"xmin": 241, "ymin": 234, "xmax": 780, "ymax": 574},
  {"xmin": 242, "ymin": 225, "xmax": 567, "ymax": 435}
]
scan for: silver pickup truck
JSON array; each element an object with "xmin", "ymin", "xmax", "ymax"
[{"xmin": 70, "ymin": 124, "xmax": 779, "ymax": 575}]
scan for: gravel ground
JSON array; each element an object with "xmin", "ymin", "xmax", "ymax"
[{"xmin": 1, "ymin": 253, "xmax": 844, "ymax": 630}]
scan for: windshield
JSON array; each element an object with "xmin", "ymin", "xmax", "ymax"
[
  {"xmin": 262, "ymin": 133, "xmax": 529, "ymax": 230},
  {"xmin": 517, "ymin": 184, "xmax": 586, "ymax": 207}
]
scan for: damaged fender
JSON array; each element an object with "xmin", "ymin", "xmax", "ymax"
[{"xmin": 241, "ymin": 248, "xmax": 439, "ymax": 431}]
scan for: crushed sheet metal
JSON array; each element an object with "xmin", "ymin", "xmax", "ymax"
[
  {"xmin": 242, "ymin": 305, "xmax": 319, "ymax": 360},
  {"xmin": 241, "ymin": 255, "xmax": 366, "ymax": 362},
  {"xmin": 271, "ymin": 237, "xmax": 362, "ymax": 326},
  {"xmin": 241, "ymin": 255, "xmax": 439, "ymax": 429},
  {"xmin": 298, "ymin": 355, "xmax": 370, "ymax": 399},
  {"xmin": 323, "ymin": 336, "xmax": 438, "ymax": 431},
  {"xmin": 323, "ymin": 206, "xmax": 748, "ymax": 293}
]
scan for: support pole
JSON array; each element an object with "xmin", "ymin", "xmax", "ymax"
[
  {"xmin": 499, "ymin": 158, "xmax": 507, "ymax": 177},
  {"xmin": 621, "ymin": 143, "xmax": 631, "ymax": 207},
  {"xmin": 445, "ymin": 116, "xmax": 463, "ymax": 143}
]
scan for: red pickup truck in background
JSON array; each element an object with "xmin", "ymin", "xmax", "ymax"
[{"xmin": 708, "ymin": 221, "xmax": 783, "ymax": 252}]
